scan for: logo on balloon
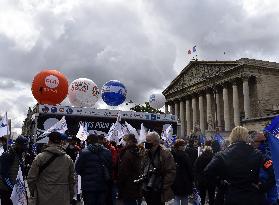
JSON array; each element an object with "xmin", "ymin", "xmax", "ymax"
[
  {"xmin": 45, "ymin": 75, "xmax": 59, "ymax": 88},
  {"xmin": 92, "ymin": 86, "xmax": 100, "ymax": 97}
]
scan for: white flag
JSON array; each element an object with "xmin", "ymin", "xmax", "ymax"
[
  {"xmin": 37, "ymin": 116, "xmax": 68, "ymax": 143},
  {"xmin": 125, "ymin": 121, "xmax": 139, "ymax": 141},
  {"xmin": 138, "ymin": 123, "xmax": 146, "ymax": 144},
  {"xmin": 10, "ymin": 166, "xmax": 27, "ymax": 205},
  {"xmin": 164, "ymin": 125, "xmax": 175, "ymax": 147},
  {"xmin": 76, "ymin": 123, "xmax": 89, "ymax": 141},
  {"xmin": 0, "ymin": 112, "xmax": 9, "ymax": 138}
]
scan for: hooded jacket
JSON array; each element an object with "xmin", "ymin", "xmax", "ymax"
[
  {"xmin": 75, "ymin": 143, "xmax": 112, "ymax": 192},
  {"xmin": 27, "ymin": 144, "xmax": 75, "ymax": 205}
]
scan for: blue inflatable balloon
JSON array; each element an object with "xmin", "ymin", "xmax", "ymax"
[{"xmin": 101, "ymin": 80, "xmax": 127, "ymax": 106}]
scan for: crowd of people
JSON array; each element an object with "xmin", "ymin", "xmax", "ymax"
[{"xmin": 0, "ymin": 125, "xmax": 277, "ymax": 205}]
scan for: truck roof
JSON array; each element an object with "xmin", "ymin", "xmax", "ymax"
[{"xmin": 36, "ymin": 104, "xmax": 177, "ymax": 122}]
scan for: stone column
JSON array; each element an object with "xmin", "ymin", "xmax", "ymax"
[
  {"xmin": 175, "ymin": 101, "xmax": 179, "ymax": 120},
  {"xmin": 223, "ymin": 86, "xmax": 230, "ymax": 131},
  {"xmin": 164, "ymin": 103, "xmax": 168, "ymax": 114},
  {"xmin": 170, "ymin": 104, "xmax": 175, "ymax": 115},
  {"xmin": 216, "ymin": 92, "xmax": 222, "ymax": 128},
  {"xmin": 180, "ymin": 100, "xmax": 185, "ymax": 137},
  {"xmin": 186, "ymin": 99, "xmax": 191, "ymax": 136},
  {"xmin": 233, "ymin": 83, "xmax": 240, "ymax": 126},
  {"xmin": 192, "ymin": 97, "xmax": 198, "ymax": 129},
  {"xmin": 206, "ymin": 92, "xmax": 213, "ymax": 131},
  {"xmin": 199, "ymin": 95, "xmax": 205, "ymax": 133},
  {"xmin": 243, "ymin": 79, "xmax": 251, "ymax": 119}
]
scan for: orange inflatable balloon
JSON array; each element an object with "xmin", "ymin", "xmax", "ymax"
[{"xmin": 31, "ymin": 70, "xmax": 68, "ymax": 105}]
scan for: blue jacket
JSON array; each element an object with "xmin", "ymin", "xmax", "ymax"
[{"xmin": 75, "ymin": 143, "xmax": 112, "ymax": 192}]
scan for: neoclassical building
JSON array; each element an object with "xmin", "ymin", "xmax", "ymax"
[{"xmin": 163, "ymin": 58, "xmax": 279, "ymax": 137}]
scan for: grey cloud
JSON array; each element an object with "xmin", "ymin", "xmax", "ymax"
[{"xmin": 0, "ymin": 0, "xmax": 279, "ymax": 134}]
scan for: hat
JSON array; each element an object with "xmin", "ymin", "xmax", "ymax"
[{"xmin": 15, "ymin": 135, "xmax": 28, "ymax": 145}]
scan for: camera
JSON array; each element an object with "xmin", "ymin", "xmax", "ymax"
[{"xmin": 134, "ymin": 167, "xmax": 157, "ymax": 184}]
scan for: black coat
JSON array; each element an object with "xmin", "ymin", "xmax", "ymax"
[
  {"xmin": 75, "ymin": 144, "xmax": 112, "ymax": 192},
  {"xmin": 171, "ymin": 149, "xmax": 193, "ymax": 196},
  {"xmin": 204, "ymin": 141, "xmax": 263, "ymax": 205},
  {"xmin": 185, "ymin": 146, "xmax": 198, "ymax": 166},
  {"xmin": 194, "ymin": 150, "xmax": 215, "ymax": 186}
]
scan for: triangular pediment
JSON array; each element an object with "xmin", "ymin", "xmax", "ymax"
[{"xmin": 163, "ymin": 60, "xmax": 240, "ymax": 96}]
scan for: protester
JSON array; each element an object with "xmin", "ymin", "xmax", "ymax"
[
  {"xmin": 27, "ymin": 132, "xmax": 75, "ymax": 205},
  {"xmin": 185, "ymin": 138, "xmax": 198, "ymax": 166},
  {"xmin": 141, "ymin": 131, "xmax": 176, "ymax": 205},
  {"xmin": 75, "ymin": 134, "xmax": 112, "ymax": 205},
  {"xmin": 194, "ymin": 140, "xmax": 215, "ymax": 205},
  {"xmin": 171, "ymin": 139, "xmax": 193, "ymax": 205},
  {"xmin": 0, "ymin": 135, "xmax": 28, "ymax": 205},
  {"xmin": 65, "ymin": 138, "xmax": 81, "ymax": 162},
  {"xmin": 250, "ymin": 131, "xmax": 278, "ymax": 205},
  {"xmin": 0, "ymin": 137, "xmax": 7, "ymax": 152},
  {"xmin": 118, "ymin": 134, "xmax": 142, "ymax": 205},
  {"xmin": 204, "ymin": 126, "xmax": 264, "ymax": 205}
]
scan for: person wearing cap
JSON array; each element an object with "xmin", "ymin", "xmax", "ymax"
[
  {"xmin": 204, "ymin": 126, "xmax": 264, "ymax": 205},
  {"xmin": 171, "ymin": 139, "xmax": 193, "ymax": 205},
  {"xmin": 250, "ymin": 131, "xmax": 278, "ymax": 205},
  {"xmin": 27, "ymin": 131, "xmax": 75, "ymax": 205},
  {"xmin": 118, "ymin": 134, "xmax": 142, "ymax": 205},
  {"xmin": 0, "ymin": 135, "xmax": 29, "ymax": 205},
  {"xmin": 75, "ymin": 134, "xmax": 112, "ymax": 205}
]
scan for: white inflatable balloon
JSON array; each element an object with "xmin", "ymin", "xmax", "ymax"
[
  {"xmin": 149, "ymin": 93, "xmax": 166, "ymax": 109},
  {"xmin": 68, "ymin": 78, "xmax": 100, "ymax": 107}
]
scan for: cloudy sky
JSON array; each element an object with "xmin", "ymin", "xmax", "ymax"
[{"xmin": 0, "ymin": 0, "xmax": 278, "ymax": 134}]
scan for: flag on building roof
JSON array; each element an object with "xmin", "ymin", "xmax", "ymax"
[{"xmin": 193, "ymin": 45, "xmax": 197, "ymax": 52}]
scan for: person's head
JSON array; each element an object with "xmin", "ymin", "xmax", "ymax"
[
  {"xmin": 98, "ymin": 134, "xmax": 105, "ymax": 145},
  {"xmin": 229, "ymin": 126, "xmax": 249, "ymax": 144},
  {"xmin": 145, "ymin": 131, "xmax": 160, "ymax": 151},
  {"xmin": 86, "ymin": 134, "xmax": 99, "ymax": 145},
  {"xmin": 249, "ymin": 131, "xmax": 266, "ymax": 149},
  {"xmin": 110, "ymin": 140, "xmax": 117, "ymax": 148},
  {"xmin": 48, "ymin": 132, "xmax": 64, "ymax": 145},
  {"xmin": 174, "ymin": 139, "xmax": 186, "ymax": 151},
  {"xmin": 123, "ymin": 134, "xmax": 137, "ymax": 147},
  {"xmin": 15, "ymin": 135, "xmax": 29, "ymax": 153}
]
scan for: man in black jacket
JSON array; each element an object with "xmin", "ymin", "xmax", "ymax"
[
  {"xmin": 0, "ymin": 135, "xmax": 29, "ymax": 205},
  {"xmin": 75, "ymin": 134, "xmax": 112, "ymax": 205}
]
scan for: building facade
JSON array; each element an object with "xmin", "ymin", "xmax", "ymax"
[{"xmin": 163, "ymin": 58, "xmax": 279, "ymax": 137}]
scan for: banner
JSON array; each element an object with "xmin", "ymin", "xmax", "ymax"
[
  {"xmin": 10, "ymin": 166, "xmax": 27, "ymax": 205},
  {"xmin": 264, "ymin": 115, "xmax": 279, "ymax": 196}
]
